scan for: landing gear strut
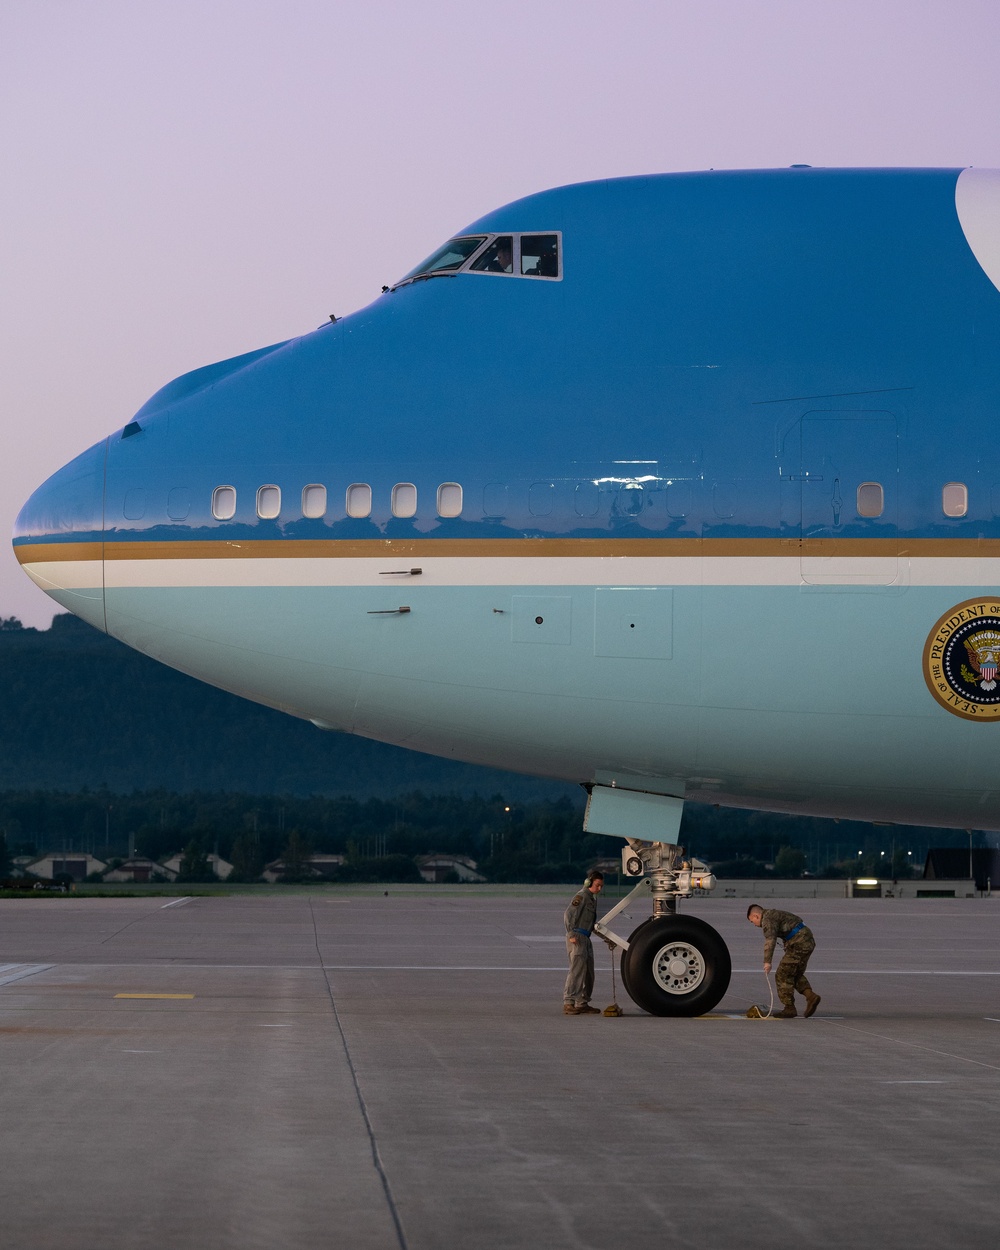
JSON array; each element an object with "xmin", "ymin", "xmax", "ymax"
[
  {"xmin": 586, "ymin": 786, "xmax": 732, "ymax": 1017},
  {"xmin": 593, "ymin": 845, "xmax": 732, "ymax": 1016}
]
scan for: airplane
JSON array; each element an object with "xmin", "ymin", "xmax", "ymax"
[{"xmin": 13, "ymin": 165, "xmax": 1000, "ymax": 1015}]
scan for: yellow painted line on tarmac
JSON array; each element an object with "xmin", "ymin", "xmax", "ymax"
[{"xmin": 114, "ymin": 993, "xmax": 195, "ymax": 1000}]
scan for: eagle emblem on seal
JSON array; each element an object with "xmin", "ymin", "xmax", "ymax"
[
  {"xmin": 962, "ymin": 630, "xmax": 1000, "ymax": 691},
  {"xmin": 923, "ymin": 601, "xmax": 1000, "ymax": 720}
]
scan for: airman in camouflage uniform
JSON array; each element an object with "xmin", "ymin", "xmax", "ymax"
[
  {"xmin": 747, "ymin": 904, "xmax": 821, "ymax": 1019},
  {"xmin": 563, "ymin": 872, "xmax": 604, "ymax": 1015}
]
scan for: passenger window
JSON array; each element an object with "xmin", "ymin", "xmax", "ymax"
[
  {"xmin": 123, "ymin": 490, "xmax": 146, "ymax": 521},
  {"xmin": 470, "ymin": 237, "xmax": 514, "ymax": 274},
  {"xmin": 619, "ymin": 483, "xmax": 644, "ymax": 517},
  {"xmin": 436, "ymin": 483, "xmax": 463, "ymax": 517},
  {"xmin": 574, "ymin": 481, "xmax": 599, "ymax": 517},
  {"xmin": 520, "ymin": 234, "xmax": 560, "ymax": 278},
  {"xmin": 167, "ymin": 488, "xmax": 191, "ymax": 521},
  {"xmin": 529, "ymin": 482, "xmax": 554, "ymax": 516},
  {"xmin": 942, "ymin": 482, "xmax": 968, "ymax": 518},
  {"xmin": 391, "ymin": 483, "xmax": 417, "ymax": 518},
  {"xmin": 483, "ymin": 482, "xmax": 508, "ymax": 517},
  {"xmin": 257, "ymin": 485, "xmax": 280, "ymax": 519},
  {"xmin": 713, "ymin": 481, "xmax": 736, "ymax": 519},
  {"xmin": 665, "ymin": 480, "xmax": 692, "ymax": 518},
  {"xmin": 212, "ymin": 486, "xmax": 236, "ymax": 520},
  {"xmin": 857, "ymin": 482, "xmax": 883, "ymax": 518},
  {"xmin": 302, "ymin": 484, "xmax": 327, "ymax": 519},
  {"xmin": 346, "ymin": 483, "xmax": 372, "ymax": 519}
]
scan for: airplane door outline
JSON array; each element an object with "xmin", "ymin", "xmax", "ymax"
[{"xmin": 782, "ymin": 411, "xmax": 898, "ymax": 585}]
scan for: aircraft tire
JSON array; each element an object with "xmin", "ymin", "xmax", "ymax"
[
  {"xmin": 619, "ymin": 916, "xmax": 659, "ymax": 1000},
  {"xmin": 623, "ymin": 916, "xmax": 731, "ymax": 1017}
]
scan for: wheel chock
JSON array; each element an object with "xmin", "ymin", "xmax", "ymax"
[
  {"xmin": 746, "ymin": 1004, "xmax": 768, "ymax": 1018},
  {"xmin": 603, "ymin": 1003, "xmax": 623, "ymax": 1017}
]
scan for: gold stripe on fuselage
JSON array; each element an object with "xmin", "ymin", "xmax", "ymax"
[{"xmin": 13, "ymin": 537, "xmax": 993, "ymax": 563}]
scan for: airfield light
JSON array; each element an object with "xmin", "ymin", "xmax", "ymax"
[{"xmin": 856, "ymin": 878, "xmax": 879, "ymax": 886}]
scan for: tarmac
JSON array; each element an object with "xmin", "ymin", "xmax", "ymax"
[{"xmin": 1, "ymin": 888, "xmax": 998, "ymax": 1250}]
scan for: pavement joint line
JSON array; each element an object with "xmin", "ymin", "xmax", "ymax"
[
  {"xmin": 0, "ymin": 964, "xmax": 54, "ymax": 985},
  {"xmin": 99, "ymin": 910, "xmax": 160, "ymax": 945},
  {"xmin": 308, "ymin": 901, "xmax": 409, "ymax": 1250},
  {"xmin": 160, "ymin": 897, "xmax": 192, "ymax": 909},
  {"xmin": 817, "ymin": 1018, "xmax": 1000, "ymax": 1072}
]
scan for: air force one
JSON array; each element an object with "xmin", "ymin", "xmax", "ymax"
[{"xmin": 13, "ymin": 166, "xmax": 1000, "ymax": 1013}]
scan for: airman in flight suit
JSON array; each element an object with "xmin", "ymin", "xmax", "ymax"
[{"xmin": 563, "ymin": 872, "xmax": 604, "ymax": 1015}]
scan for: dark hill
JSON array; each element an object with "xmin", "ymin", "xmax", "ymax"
[{"xmin": 0, "ymin": 614, "xmax": 574, "ymax": 800}]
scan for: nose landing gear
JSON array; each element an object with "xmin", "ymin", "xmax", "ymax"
[
  {"xmin": 595, "ymin": 869, "xmax": 732, "ymax": 1017},
  {"xmin": 585, "ymin": 786, "xmax": 731, "ymax": 1016}
]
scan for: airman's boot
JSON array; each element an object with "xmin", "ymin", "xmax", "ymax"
[
  {"xmin": 774, "ymin": 1003, "xmax": 797, "ymax": 1018},
  {"xmin": 576, "ymin": 1004, "xmax": 601, "ymax": 1015},
  {"xmin": 803, "ymin": 991, "xmax": 822, "ymax": 1018},
  {"xmin": 563, "ymin": 1003, "xmax": 581, "ymax": 1014}
]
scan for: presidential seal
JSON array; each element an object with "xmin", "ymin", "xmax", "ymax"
[{"xmin": 923, "ymin": 599, "xmax": 1000, "ymax": 721}]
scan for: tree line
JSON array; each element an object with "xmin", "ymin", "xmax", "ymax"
[
  {"xmin": 0, "ymin": 785, "xmax": 992, "ymax": 884},
  {"xmin": 0, "ymin": 613, "xmax": 575, "ymax": 800}
]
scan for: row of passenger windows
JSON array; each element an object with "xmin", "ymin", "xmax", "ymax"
[
  {"xmin": 855, "ymin": 482, "xmax": 968, "ymax": 518},
  {"xmin": 204, "ymin": 480, "xmax": 972, "ymax": 523},
  {"xmin": 210, "ymin": 482, "xmax": 464, "ymax": 522}
]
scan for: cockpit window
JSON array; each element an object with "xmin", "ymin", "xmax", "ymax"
[
  {"xmin": 470, "ymin": 236, "xmax": 514, "ymax": 274},
  {"xmin": 394, "ymin": 231, "xmax": 561, "ymax": 289},
  {"xmin": 402, "ymin": 236, "xmax": 488, "ymax": 281},
  {"xmin": 520, "ymin": 234, "xmax": 559, "ymax": 278}
]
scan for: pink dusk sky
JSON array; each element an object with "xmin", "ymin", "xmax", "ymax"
[{"xmin": 2, "ymin": 0, "xmax": 998, "ymax": 626}]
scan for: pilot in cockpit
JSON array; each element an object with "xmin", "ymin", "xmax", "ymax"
[
  {"xmin": 521, "ymin": 236, "xmax": 559, "ymax": 277},
  {"xmin": 471, "ymin": 236, "xmax": 513, "ymax": 274}
]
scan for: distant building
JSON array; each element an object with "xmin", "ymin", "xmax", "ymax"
[
  {"xmin": 262, "ymin": 853, "xmax": 346, "ymax": 883},
  {"xmin": 103, "ymin": 856, "xmax": 177, "ymax": 884},
  {"xmin": 924, "ymin": 848, "xmax": 1000, "ymax": 892},
  {"xmin": 415, "ymin": 854, "xmax": 486, "ymax": 883},
  {"xmin": 160, "ymin": 852, "xmax": 234, "ymax": 881},
  {"xmin": 26, "ymin": 853, "xmax": 108, "ymax": 882}
]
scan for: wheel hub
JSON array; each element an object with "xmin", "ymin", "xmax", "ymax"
[{"xmin": 652, "ymin": 941, "xmax": 706, "ymax": 994}]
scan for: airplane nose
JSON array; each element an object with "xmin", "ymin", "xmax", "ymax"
[{"xmin": 12, "ymin": 437, "xmax": 108, "ymax": 632}]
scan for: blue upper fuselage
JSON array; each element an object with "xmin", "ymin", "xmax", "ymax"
[
  {"xmin": 15, "ymin": 166, "xmax": 1000, "ymax": 554},
  {"xmin": 15, "ymin": 165, "xmax": 1000, "ymax": 830}
]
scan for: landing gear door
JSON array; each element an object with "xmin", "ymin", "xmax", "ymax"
[{"xmin": 794, "ymin": 412, "xmax": 898, "ymax": 585}]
